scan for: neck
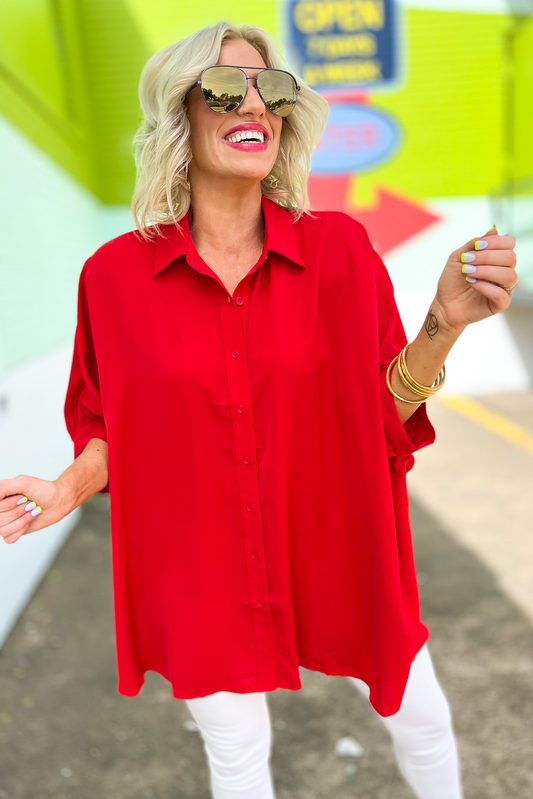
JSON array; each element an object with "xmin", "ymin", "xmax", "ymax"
[{"xmin": 187, "ymin": 174, "xmax": 265, "ymax": 255}]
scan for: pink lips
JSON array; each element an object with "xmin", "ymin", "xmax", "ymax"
[{"xmin": 223, "ymin": 139, "xmax": 268, "ymax": 152}]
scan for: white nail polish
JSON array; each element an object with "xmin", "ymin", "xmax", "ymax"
[
  {"xmin": 463, "ymin": 265, "xmax": 476, "ymax": 274},
  {"xmin": 31, "ymin": 506, "xmax": 42, "ymax": 516},
  {"xmin": 24, "ymin": 501, "xmax": 36, "ymax": 511},
  {"xmin": 466, "ymin": 276, "xmax": 477, "ymax": 283},
  {"xmin": 17, "ymin": 497, "xmax": 28, "ymax": 505},
  {"xmin": 475, "ymin": 240, "xmax": 488, "ymax": 250},
  {"xmin": 462, "ymin": 253, "xmax": 475, "ymax": 262}
]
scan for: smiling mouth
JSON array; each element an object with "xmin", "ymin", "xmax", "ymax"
[{"xmin": 223, "ymin": 130, "xmax": 267, "ymax": 144}]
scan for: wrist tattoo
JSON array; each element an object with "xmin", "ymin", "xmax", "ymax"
[{"xmin": 425, "ymin": 308, "xmax": 439, "ymax": 340}]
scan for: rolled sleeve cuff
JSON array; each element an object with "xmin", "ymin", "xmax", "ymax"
[
  {"xmin": 72, "ymin": 420, "xmax": 109, "ymax": 493},
  {"xmin": 380, "ymin": 367, "xmax": 436, "ymax": 461}
]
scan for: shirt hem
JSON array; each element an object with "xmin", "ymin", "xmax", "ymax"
[
  {"xmin": 115, "ymin": 622, "xmax": 430, "ymax": 714},
  {"xmin": 116, "ymin": 671, "xmax": 303, "ymax": 701}
]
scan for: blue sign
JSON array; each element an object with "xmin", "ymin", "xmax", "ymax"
[
  {"xmin": 310, "ymin": 104, "xmax": 400, "ymax": 174},
  {"xmin": 285, "ymin": 0, "xmax": 398, "ymax": 92}
]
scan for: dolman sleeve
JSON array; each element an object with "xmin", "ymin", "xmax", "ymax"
[
  {"xmin": 64, "ymin": 258, "xmax": 109, "ymax": 493},
  {"xmin": 372, "ymin": 244, "xmax": 436, "ymax": 465}
]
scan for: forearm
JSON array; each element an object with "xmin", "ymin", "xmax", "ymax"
[
  {"xmin": 55, "ymin": 437, "xmax": 109, "ymax": 512},
  {"xmin": 390, "ymin": 300, "xmax": 464, "ymax": 425}
]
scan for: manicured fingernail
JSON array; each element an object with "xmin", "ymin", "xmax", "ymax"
[
  {"xmin": 24, "ymin": 501, "xmax": 36, "ymax": 511},
  {"xmin": 17, "ymin": 497, "xmax": 28, "ymax": 505},
  {"xmin": 461, "ymin": 252, "xmax": 475, "ymax": 263},
  {"xmin": 462, "ymin": 264, "xmax": 476, "ymax": 274},
  {"xmin": 489, "ymin": 225, "xmax": 497, "ymax": 231},
  {"xmin": 475, "ymin": 240, "xmax": 488, "ymax": 250},
  {"xmin": 31, "ymin": 506, "xmax": 42, "ymax": 516},
  {"xmin": 466, "ymin": 276, "xmax": 477, "ymax": 283}
]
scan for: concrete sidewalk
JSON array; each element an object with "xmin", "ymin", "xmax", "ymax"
[{"xmin": 0, "ymin": 393, "xmax": 532, "ymax": 799}]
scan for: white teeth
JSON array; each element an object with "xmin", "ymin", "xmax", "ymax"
[{"xmin": 225, "ymin": 130, "xmax": 266, "ymax": 144}]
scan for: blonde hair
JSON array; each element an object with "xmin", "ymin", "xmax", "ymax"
[{"xmin": 131, "ymin": 21, "xmax": 329, "ymax": 241}]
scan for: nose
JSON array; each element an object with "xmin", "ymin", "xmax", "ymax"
[{"xmin": 238, "ymin": 78, "xmax": 265, "ymax": 117}]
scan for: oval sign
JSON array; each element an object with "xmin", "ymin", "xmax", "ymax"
[{"xmin": 310, "ymin": 104, "xmax": 400, "ymax": 175}]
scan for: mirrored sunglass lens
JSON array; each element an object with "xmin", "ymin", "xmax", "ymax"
[
  {"xmin": 257, "ymin": 71, "xmax": 297, "ymax": 117},
  {"xmin": 201, "ymin": 67, "xmax": 245, "ymax": 113}
]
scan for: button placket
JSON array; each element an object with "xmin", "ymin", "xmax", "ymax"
[{"xmin": 218, "ymin": 287, "xmax": 277, "ymax": 685}]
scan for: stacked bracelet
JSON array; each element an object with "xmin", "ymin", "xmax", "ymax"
[
  {"xmin": 386, "ymin": 343, "xmax": 446, "ymax": 404},
  {"xmin": 397, "ymin": 343, "xmax": 445, "ymax": 397}
]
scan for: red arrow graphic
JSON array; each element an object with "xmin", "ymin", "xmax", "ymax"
[{"xmin": 307, "ymin": 174, "xmax": 442, "ymax": 257}]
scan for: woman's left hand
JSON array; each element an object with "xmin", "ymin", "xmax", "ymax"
[{"xmin": 433, "ymin": 227, "xmax": 518, "ymax": 332}]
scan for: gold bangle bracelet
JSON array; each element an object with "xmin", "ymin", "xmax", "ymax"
[
  {"xmin": 400, "ymin": 344, "xmax": 445, "ymax": 393},
  {"xmin": 403, "ymin": 343, "xmax": 446, "ymax": 391},
  {"xmin": 396, "ymin": 355, "xmax": 432, "ymax": 398},
  {"xmin": 386, "ymin": 357, "xmax": 428, "ymax": 404},
  {"xmin": 398, "ymin": 343, "xmax": 446, "ymax": 395},
  {"xmin": 397, "ymin": 352, "xmax": 440, "ymax": 398}
]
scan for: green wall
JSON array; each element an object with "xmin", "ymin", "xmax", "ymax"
[
  {"xmin": 510, "ymin": 15, "xmax": 533, "ymax": 184},
  {"xmin": 0, "ymin": 0, "xmax": 148, "ymax": 202}
]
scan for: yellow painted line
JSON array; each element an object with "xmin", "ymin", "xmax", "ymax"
[{"xmin": 438, "ymin": 394, "xmax": 533, "ymax": 456}]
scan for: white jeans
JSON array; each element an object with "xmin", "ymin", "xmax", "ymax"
[{"xmin": 185, "ymin": 643, "xmax": 463, "ymax": 799}]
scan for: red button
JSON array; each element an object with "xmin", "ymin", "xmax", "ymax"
[
  {"xmin": 236, "ymin": 297, "xmax": 244, "ymax": 305},
  {"xmin": 231, "ymin": 350, "xmax": 240, "ymax": 358},
  {"xmin": 236, "ymin": 404, "xmax": 245, "ymax": 413},
  {"xmin": 246, "ymin": 503, "xmax": 254, "ymax": 512},
  {"xmin": 242, "ymin": 456, "xmax": 251, "ymax": 465},
  {"xmin": 227, "ymin": 296, "xmax": 231, "ymax": 303},
  {"xmin": 257, "ymin": 599, "xmax": 264, "ymax": 608},
  {"xmin": 251, "ymin": 551, "xmax": 259, "ymax": 559}
]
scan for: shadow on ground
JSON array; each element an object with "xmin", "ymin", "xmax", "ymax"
[{"xmin": 0, "ymin": 494, "xmax": 532, "ymax": 798}]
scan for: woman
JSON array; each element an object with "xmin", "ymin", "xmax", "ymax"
[{"xmin": 0, "ymin": 20, "xmax": 517, "ymax": 799}]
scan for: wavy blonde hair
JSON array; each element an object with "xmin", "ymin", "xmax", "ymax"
[{"xmin": 131, "ymin": 21, "xmax": 329, "ymax": 241}]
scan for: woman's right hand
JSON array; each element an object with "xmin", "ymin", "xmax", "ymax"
[{"xmin": 0, "ymin": 476, "xmax": 73, "ymax": 545}]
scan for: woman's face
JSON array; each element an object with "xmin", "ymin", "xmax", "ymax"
[{"xmin": 185, "ymin": 39, "xmax": 283, "ymax": 189}]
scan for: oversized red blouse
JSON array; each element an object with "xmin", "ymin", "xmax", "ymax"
[{"xmin": 64, "ymin": 194, "xmax": 436, "ymax": 717}]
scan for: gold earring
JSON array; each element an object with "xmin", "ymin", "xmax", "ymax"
[
  {"xmin": 269, "ymin": 159, "xmax": 283, "ymax": 188},
  {"xmin": 268, "ymin": 145, "xmax": 286, "ymax": 188}
]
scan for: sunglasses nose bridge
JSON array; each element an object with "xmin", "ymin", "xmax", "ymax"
[{"xmin": 242, "ymin": 76, "xmax": 264, "ymax": 107}]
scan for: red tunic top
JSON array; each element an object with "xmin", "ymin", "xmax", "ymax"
[{"xmin": 64, "ymin": 194, "xmax": 436, "ymax": 717}]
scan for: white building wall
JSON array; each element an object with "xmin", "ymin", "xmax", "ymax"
[{"xmin": 0, "ymin": 116, "xmax": 132, "ymax": 647}]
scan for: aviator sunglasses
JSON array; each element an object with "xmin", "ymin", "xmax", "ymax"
[{"xmin": 183, "ymin": 65, "xmax": 300, "ymax": 117}]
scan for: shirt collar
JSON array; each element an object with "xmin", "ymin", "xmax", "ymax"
[{"xmin": 153, "ymin": 194, "xmax": 305, "ymax": 277}]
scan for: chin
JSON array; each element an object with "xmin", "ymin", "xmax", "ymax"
[{"xmin": 228, "ymin": 167, "xmax": 271, "ymax": 183}]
